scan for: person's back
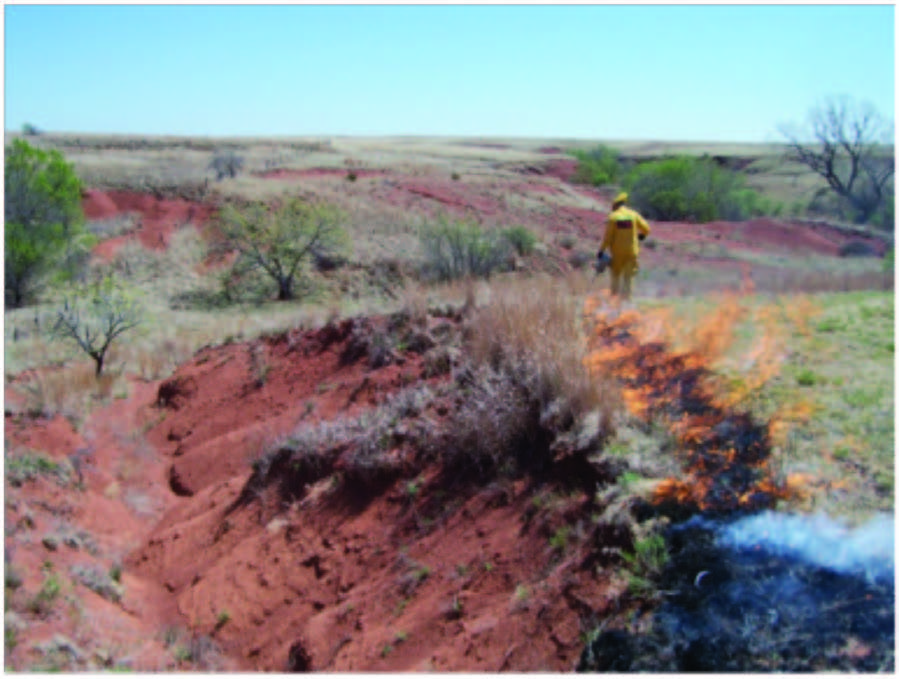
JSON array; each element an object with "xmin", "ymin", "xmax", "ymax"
[
  {"xmin": 606, "ymin": 204, "xmax": 647, "ymax": 260},
  {"xmin": 599, "ymin": 193, "xmax": 650, "ymax": 300}
]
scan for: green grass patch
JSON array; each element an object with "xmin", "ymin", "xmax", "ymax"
[
  {"xmin": 738, "ymin": 293, "xmax": 892, "ymax": 517},
  {"xmin": 27, "ymin": 571, "xmax": 62, "ymax": 616},
  {"xmin": 6, "ymin": 451, "xmax": 72, "ymax": 488}
]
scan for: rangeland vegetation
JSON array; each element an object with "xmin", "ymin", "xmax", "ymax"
[{"xmin": 3, "ymin": 128, "xmax": 893, "ymax": 671}]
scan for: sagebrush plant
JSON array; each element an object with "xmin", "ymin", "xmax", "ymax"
[
  {"xmin": 70, "ymin": 563, "xmax": 124, "ymax": 602},
  {"xmin": 502, "ymin": 225, "xmax": 538, "ymax": 256},
  {"xmin": 418, "ymin": 216, "xmax": 511, "ymax": 282},
  {"xmin": 243, "ymin": 384, "xmax": 437, "ymax": 504}
]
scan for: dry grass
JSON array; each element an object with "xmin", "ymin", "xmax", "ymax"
[
  {"xmin": 466, "ymin": 274, "xmax": 616, "ymax": 421},
  {"xmin": 13, "ymin": 363, "xmax": 125, "ymax": 422},
  {"xmin": 442, "ymin": 275, "xmax": 619, "ymax": 477}
]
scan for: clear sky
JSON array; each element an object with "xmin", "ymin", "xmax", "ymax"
[{"xmin": 4, "ymin": 3, "xmax": 895, "ymax": 142}]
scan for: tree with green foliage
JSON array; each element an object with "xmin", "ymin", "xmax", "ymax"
[
  {"xmin": 51, "ymin": 276, "xmax": 142, "ymax": 377},
  {"xmin": 571, "ymin": 145, "xmax": 624, "ymax": 186},
  {"xmin": 625, "ymin": 156, "xmax": 777, "ymax": 222},
  {"xmin": 779, "ymin": 96, "xmax": 894, "ymax": 226},
  {"xmin": 5, "ymin": 139, "xmax": 93, "ymax": 308},
  {"xmin": 216, "ymin": 198, "xmax": 350, "ymax": 301}
]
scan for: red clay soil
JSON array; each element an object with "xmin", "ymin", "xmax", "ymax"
[
  {"xmin": 4, "ymin": 380, "xmax": 206, "ymax": 671},
  {"xmin": 143, "ymin": 320, "xmax": 438, "ymax": 500},
  {"xmin": 119, "ymin": 317, "xmax": 630, "ymax": 672},
  {"xmin": 3, "ymin": 318, "xmax": 446, "ymax": 671},
  {"xmin": 508, "ymin": 181, "xmax": 565, "ymax": 196},
  {"xmin": 4, "ymin": 311, "xmax": 635, "ymax": 671},
  {"xmin": 648, "ymin": 217, "xmax": 887, "ymax": 257},
  {"xmin": 541, "ymin": 158, "xmax": 579, "ymax": 183},
  {"xmin": 83, "ymin": 190, "xmax": 217, "ymax": 261},
  {"xmin": 382, "ymin": 181, "xmax": 506, "ymax": 218}
]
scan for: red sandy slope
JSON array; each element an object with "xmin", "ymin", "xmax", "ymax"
[
  {"xmin": 83, "ymin": 190, "xmax": 216, "ymax": 261},
  {"xmin": 125, "ymin": 319, "xmax": 626, "ymax": 671}
]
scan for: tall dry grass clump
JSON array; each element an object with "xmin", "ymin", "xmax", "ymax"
[
  {"xmin": 446, "ymin": 276, "xmax": 618, "ymax": 477},
  {"xmin": 467, "ymin": 277, "xmax": 609, "ymax": 419},
  {"xmin": 16, "ymin": 363, "xmax": 124, "ymax": 422}
]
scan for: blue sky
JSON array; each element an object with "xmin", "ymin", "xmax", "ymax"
[{"xmin": 4, "ymin": 4, "xmax": 895, "ymax": 142}]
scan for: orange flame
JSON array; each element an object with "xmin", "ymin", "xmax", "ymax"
[{"xmin": 583, "ymin": 294, "xmax": 813, "ymax": 513}]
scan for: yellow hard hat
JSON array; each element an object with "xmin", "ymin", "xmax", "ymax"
[{"xmin": 613, "ymin": 192, "xmax": 628, "ymax": 206}]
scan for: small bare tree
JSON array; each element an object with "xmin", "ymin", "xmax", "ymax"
[
  {"xmin": 779, "ymin": 96, "xmax": 894, "ymax": 225},
  {"xmin": 51, "ymin": 277, "xmax": 142, "ymax": 376}
]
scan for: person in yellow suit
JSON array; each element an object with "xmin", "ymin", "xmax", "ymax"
[{"xmin": 598, "ymin": 192, "xmax": 651, "ymax": 300}]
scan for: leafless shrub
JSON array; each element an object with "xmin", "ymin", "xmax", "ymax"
[
  {"xmin": 237, "ymin": 385, "xmax": 438, "ymax": 506},
  {"xmin": 51, "ymin": 277, "xmax": 142, "ymax": 376},
  {"xmin": 209, "ymin": 150, "xmax": 244, "ymax": 181},
  {"xmin": 70, "ymin": 563, "xmax": 123, "ymax": 602},
  {"xmin": 340, "ymin": 389, "xmax": 436, "ymax": 492},
  {"xmin": 443, "ymin": 365, "xmax": 537, "ymax": 477},
  {"xmin": 568, "ymin": 250, "xmax": 594, "ymax": 269}
]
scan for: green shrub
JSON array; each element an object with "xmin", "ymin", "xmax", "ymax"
[
  {"xmin": 549, "ymin": 526, "xmax": 572, "ymax": 551},
  {"xmin": 624, "ymin": 156, "xmax": 776, "ymax": 222},
  {"xmin": 418, "ymin": 217, "xmax": 510, "ymax": 281},
  {"xmin": 215, "ymin": 610, "xmax": 231, "ymax": 630},
  {"xmin": 28, "ymin": 572, "xmax": 61, "ymax": 616},
  {"xmin": 571, "ymin": 146, "xmax": 623, "ymax": 187},
  {"xmin": 5, "ymin": 139, "xmax": 94, "ymax": 308},
  {"xmin": 795, "ymin": 368, "xmax": 819, "ymax": 387},
  {"xmin": 502, "ymin": 225, "xmax": 537, "ymax": 256},
  {"xmin": 621, "ymin": 533, "xmax": 669, "ymax": 598},
  {"xmin": 7, "ymin": 451, "xmax": 71, "ymax": 487}
]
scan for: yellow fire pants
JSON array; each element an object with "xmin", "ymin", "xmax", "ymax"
[{"xmin": 610, "ymin": 258, "xmax": 638, "ymax": 300}]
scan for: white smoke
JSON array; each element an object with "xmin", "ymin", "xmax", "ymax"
[{"xmin": 717, "ymin": 511, "xmax": 895, "ymax": 584}]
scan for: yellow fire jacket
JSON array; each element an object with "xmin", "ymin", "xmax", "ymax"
[{"xmin": 600, "ymin": 205, "xmax": 651, "ymax": 262}]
